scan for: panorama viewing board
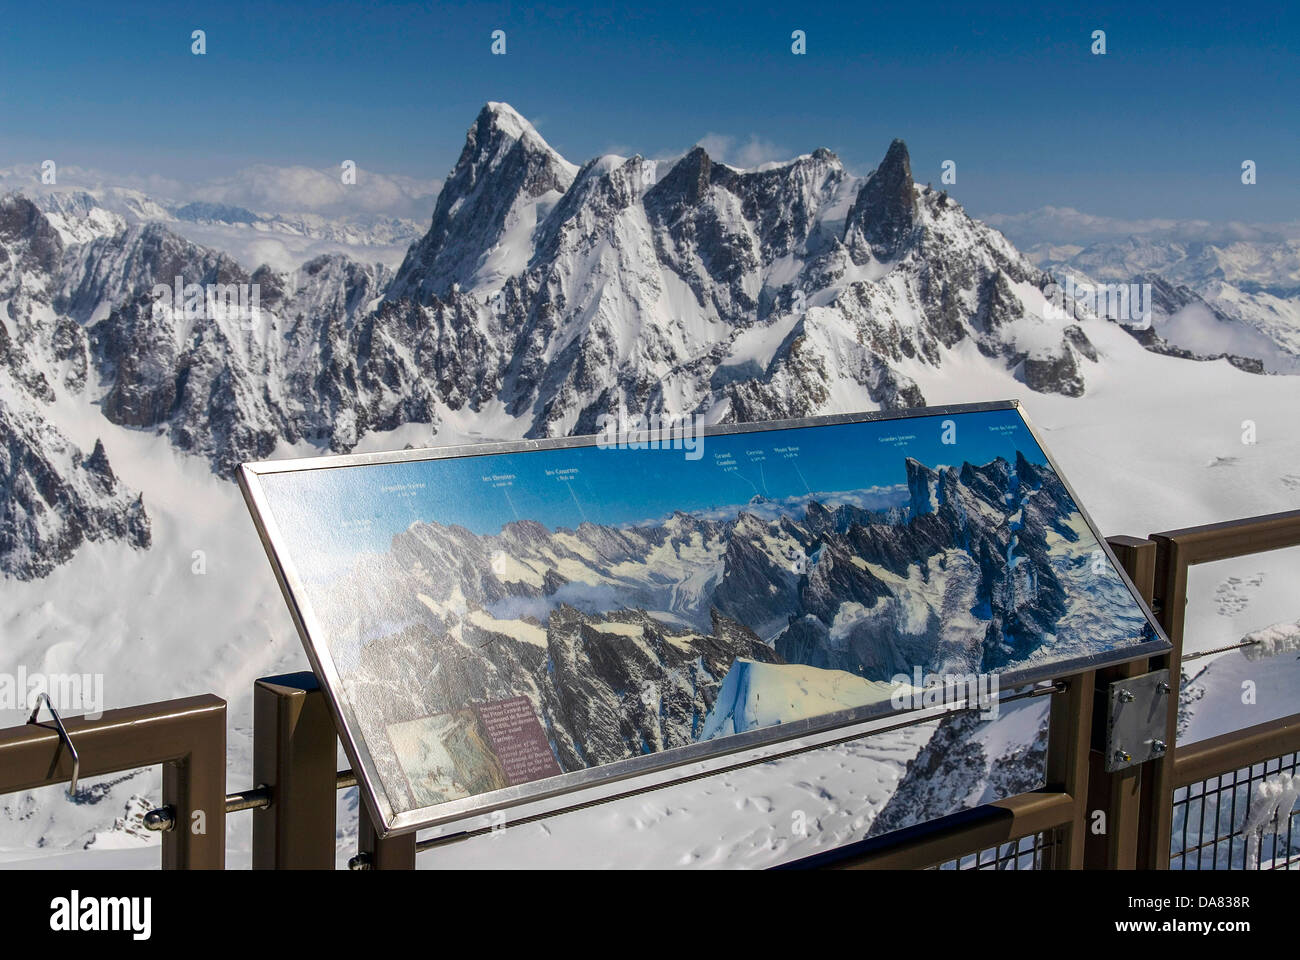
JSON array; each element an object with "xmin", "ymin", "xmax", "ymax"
[{"xmin": 239, "ymin": 401, "xmax": 1168, "ymax": 836}]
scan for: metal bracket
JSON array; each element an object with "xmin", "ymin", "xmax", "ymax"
[
  {"xmin": 26, "ymin": 693, "xmax": 80, "ymax": 797},
  {"xmin": 1104, "ymin": 668, "xmax": 1172, "ymax": 772}
]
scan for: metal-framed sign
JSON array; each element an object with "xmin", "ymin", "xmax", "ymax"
[{"xmin": 238, "ymin": 400, "xmax": 1169, "ymax": 837}]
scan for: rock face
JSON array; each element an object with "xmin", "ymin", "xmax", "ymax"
[
  {"xmin": 868, "ymin": 699, "xmax": 1050, "ymax": 839},
  {"xmin": 0, "ymin": 196, "xmax": 150, "ymax": 579},
  {"xmin": 77, "ymin": 251, "xmax": 391, "ymax": 474},
  {"xmin": 845, "ymin": 139, "xmax": 917, "ymax": 263},
  {"xmin": 0, "ymin": 408, "xmax": 150, "ymax": 579},
  {"xmin": 387, "ymin": 103, "xmax": 578, "ymax": 304},
  {"xmin": 1022, "ymin": 350, "xmax": 1085, "ymax": 398}
]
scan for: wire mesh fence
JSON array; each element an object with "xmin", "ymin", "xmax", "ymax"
[
  {"xmin": 1171, "ymin": 750, "xmax": 1300, "ymax": 870},
  {"xmin": 932, "ymin": 830, "xmax": 1060, "ymax": 870}
]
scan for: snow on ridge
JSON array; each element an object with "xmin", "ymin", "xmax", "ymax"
[
  {"xmin": 482, "ymin": 101, "xmax": 580, "ymax": 178},
  {"xmin": 700, "ymin": 658, "xmax": 905, "ymax": 740}
]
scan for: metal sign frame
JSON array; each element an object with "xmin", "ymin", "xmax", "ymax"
[{"xmin": 238, "ymin": 399, "xmax": 1170, "ymax": 837}]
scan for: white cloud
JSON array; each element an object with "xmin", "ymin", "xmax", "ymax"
[
  {"xmin": 644, "ymin": 134, "xmax": 794, "ymax": 172},
  {"xmin": 691, "ymin": 133, "xmax": 791, "ymax": 170},
  {"xmin": 0, "ymin": 163, "xmax": 188, "ymax": 201},
  {"xmin": 189, "ymin": 164, "xmax": 439, "ymax": 220},
  {"xmin": 164, "ymin": 220, "xmax": 415, "ymax": 273},
  {"xmin": 984, "ymin": 205, "xmax": 1300, "ymax": 248},
  {"xmin": 0, "ymin": 162, "xmax": 440, "ymax": 222}
]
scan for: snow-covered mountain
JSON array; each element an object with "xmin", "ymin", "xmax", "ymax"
[
  {"xmin": 7, "ymin": 105, "xmax": 1151, "ymax": 478},
  {"xmin": 1016, "ymin": 229, "xmax": 1300, "ymax": 374},
  {"xmin": 0, "ymin": 101, "xmax": 1074, "ymax": 580},
  {"xmin": 9, "ymin": 175, "xmax": 426, "ymax": 273},
  {"xmin": 3, "ymin": 101, "xmax": 1299, "ymax": 865},
  {"xmin": 0, "ymin": 196, "xmax": 150, "ymax": 579}
]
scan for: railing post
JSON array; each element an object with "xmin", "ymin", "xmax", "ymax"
[
  {"xmin": 159, "ymin": 699, "xmax": 227, "ymax": 869},
  {"xmin": 253, "ymin": 672, "xmax": 339, "ymax": 869},
  {"xmin": 1082, "ymin": 535, "xmax": 1159, "ymax": 869},
  {"xmin": 1141, "ymin": 531, "xmax": 1189, "ymax": 869},
  {"xmin": 1045, "ymin": 668, "xmax": 1094, "ymax": 868},
  {"xmin": 356, "ymin": 803, "xmax": 417, "ymax": 869}
]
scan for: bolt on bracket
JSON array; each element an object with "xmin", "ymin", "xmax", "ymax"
[{"xmin": 1104, "ymin": 667, "xmax": 1172, "ymax": 773}]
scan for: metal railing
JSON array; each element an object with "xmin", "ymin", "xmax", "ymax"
[
  {"xmin": 933, "ymin": 830, "xmax": 1062, "ymax": 870},
  {"xmin": 0, "ymin": 695, "xmax": 226, "ymax": 868},
  {"xmin": 2, "ymin": 510, "xmax": 1299, "ymax": 870},
  {"xmin": 1171, "ymin": 751, "xmax": 1299, "ymax": 870},
  {"xmin": 1170, "ymin": 717, "xmax": 1300, "ymax": 870},
  {"xmin": 1143, "ymin": 509, "xmax": 1300, "ymax": 869}
]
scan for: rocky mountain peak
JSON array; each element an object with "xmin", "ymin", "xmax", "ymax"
[
  {"xmin": 465, "ymin": 101, "xmax": 568, "ymax": 173},
  {"xmin": 844, "ymin": 137, "xmax": 918, "ymax": 264},
  {"xmin": 0, "ymin": 194, "xmax": 64, "ymax": 280},
  {"xmin": 82, "ymin": 438, "xmax": 117, "ymax": 490},
  {"xmin": 479, "ymin": 101, "xmax": 539, "ymax": 141},
  {"xmin": 387, "ymin": 101, "xmax": 578, "ymax": 303},
  {"xmin": 658, "ymin": 146, "xmax": 715, "ymax": 206}
]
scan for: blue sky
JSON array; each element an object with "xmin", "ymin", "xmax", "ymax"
[
  {"xmin": 2, "ymin": 1, "xmax": 1296, "ymax": 223},
  {"xmin": 259, "ymin": 408, "xmax": 1052, "ymax": 569}
]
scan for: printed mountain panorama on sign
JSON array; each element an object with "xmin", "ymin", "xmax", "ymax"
[{"xmin": 263, "ymin": 412, "xmax": 1154, "ymax": 816}]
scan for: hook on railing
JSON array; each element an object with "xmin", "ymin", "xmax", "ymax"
[{"xmin": 26, "ymin": 693, "xmax": 80, "ymax": 798}]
